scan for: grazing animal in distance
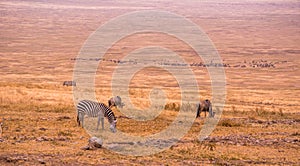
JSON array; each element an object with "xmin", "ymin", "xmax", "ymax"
[
  {"xmin": 196, "ymin": 99, "xmax": 215, "ymax": 118},
  {"xmin": 63, "ymin": 81, "xmax": 76, "ymax": 86},
  {"xmin": 77, "ymin": 100, "xmax": 117, "ymax": 133},
  {"xmin": 108, "ymin": 96, "xmax": 125, "ymax": 108}
]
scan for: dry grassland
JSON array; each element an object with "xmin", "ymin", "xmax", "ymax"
[{"xmin": 0, "ymin": 0, "xmax": 299, "ymax": 165}]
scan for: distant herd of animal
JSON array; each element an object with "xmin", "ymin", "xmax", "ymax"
[
  {"xmin": 76, "ymin": 96, "xmax": 215, "ymax": 133},
  {"xmin": 71, "ymin": 58, "xmax": 286, "ymax": 69}
]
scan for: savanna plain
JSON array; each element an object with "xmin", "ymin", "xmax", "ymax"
[{"xmin": 0, "ymin": 0, "xmax": 299, "ymax": 165}]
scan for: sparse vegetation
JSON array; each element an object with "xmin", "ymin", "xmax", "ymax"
[
  {"xmin": 164, "ymin": 102, "xmax": 180, "ymax": 111},
  {"xmin": 291, "ymin": 132, "xmax": 300, "ymax": 136},
  {"xmin": 0, "ymin": 0, "xmax": 299, "ymax": 165},
  {"xmin": 200, "ymin": 142, "xmax": 216, "ymax": 151},
  {"xmin": 279, "ymin": 108, "xmax": 284, "ymax": 117},
  {"xmin": 255, "ymin": 107, "xmax": 268, "ymax": 116},
  {"xmin": 58, "ymin": 131, "xmax": 73, "ymax": 137},
  {"xmin": 219, "ymin": 119, "xmax": 243, "ymax": 127}
]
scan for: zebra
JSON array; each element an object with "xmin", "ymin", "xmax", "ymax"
[
  {"xmin": 108, "ymin": 96, "xmax": 125, "ymax": 108},
  {"xmin": 63, "ymin": 81, "xmax": 76, "ymax": 86},
  {"xmin": 77, "ymin": 100, "xmax": 117, "ymax": 133},
  {"xmin": 196, "ymin": 99, "xmax": 215, "ymax": 118}
]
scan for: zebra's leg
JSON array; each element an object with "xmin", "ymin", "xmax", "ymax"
[
  {"xmin": 96, "ymin": 115, "xmax": 104, "ymax": 131},
  {"xmin": 101, "ymin": 117, "xmax": 104, "ymax": 130},
  {"xmin": 77, "ymin": 113, "xmax": 81, "ymax": 126},
  {"xmin": 96, "ymin": 113, "xmax": 103, "ymax": 131},
  {"xmin": 97, "ymin": 115, "xmax": 100, "ymax": 131},
  {"xmin": 81, "ymin": 114, "xmax": 84, "ymax": 128}
]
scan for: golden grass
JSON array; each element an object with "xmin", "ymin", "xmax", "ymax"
[
  {"xmin": 1, "ymin": 0, "xmax": 300, "ymax": 164},
  {"xmin": 0, "ymin": 83, "xmax": 299, "ymax": 165}
]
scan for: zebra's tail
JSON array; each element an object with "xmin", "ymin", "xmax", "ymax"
[{"xmin": 77, "ymin": 113, "xmax": 80, "ymax": 126}]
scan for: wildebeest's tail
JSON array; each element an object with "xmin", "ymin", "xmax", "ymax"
[{"xmin": 196, "ymin": 103, "xmax": 200, "ymax": 118}]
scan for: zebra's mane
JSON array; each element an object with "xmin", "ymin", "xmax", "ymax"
[{"xmin": 99, "ymin": 103, "xmax": 116, "ymax": 122}]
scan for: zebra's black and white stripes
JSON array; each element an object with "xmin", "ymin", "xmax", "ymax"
[{"xmin": 77, "ymin": 100, "xmax": 117, "ymax": 132}]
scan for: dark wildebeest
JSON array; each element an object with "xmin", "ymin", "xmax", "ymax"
[
  {"xmin": 63, "ymin": 81, "xmax": 76, "ymax": 86},
  {"xmin": 196, "ymin": 99, "xmax": 215, "ymax": 118},
  {"xmin": 108, "ymin": 96, "xmax": 125, "ymax": 108}
]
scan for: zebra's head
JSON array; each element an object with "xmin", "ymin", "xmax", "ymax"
[{"xmin": 110, "ymin": 119, "xmax": 117, "ymax": 133}]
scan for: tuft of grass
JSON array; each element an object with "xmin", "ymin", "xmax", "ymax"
[
  {"xmin": 291, "ymin": 132, "xmax": 300, "ymax": 136},
  {"xmin": 232, "ymin": 106, "xmax": 237, "ymax": 114},
  {"xmin": 58, "ymin": 131, "xmax": 73, "ymax": 137},
  {"xmin": 31, "ymin": 104, "xmax": 73, "ymax": 113},
  {"xmin": 181, "ymin": 102, "xmax": 195, "ymax": 112},
  {"xmin": 219, "ymin": 119, "xmax": 242, "ymax": 127},
  {"xmin": 253, "ymin": 107, "xmax": 288, "ymax": 119},
  {"xmin": 164, "ymin": 102, "xmax": 196, "ymax": 112},
  {"xmin": 200, "ymin": 142, "xmax": 216, "ymax": 151},
  {"xmin": 255, "ymin": 107, "xmax": 268, "ymax": 116},
  {"xmin": 248, "ymin": 116, "xmax": 256, "ymax": 120},
  {"xmin": 278, "ymin": 108, "xmax": 284, "ymax": 117},
  {"xmin": 164, "ymin": 102, "xmax": 180, "ymax": 111}
]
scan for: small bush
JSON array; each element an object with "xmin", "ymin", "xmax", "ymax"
[
  {"xmin": 248, "ymin": 116, "xmax": 256, "ymax": 120},
  {"xmin": 58, "ymin": 131, "xmax": 72, "ymax": 137},
  {"xmin": 219, "ymin": 119, "xmax": 242, "ymax": 127},
  {"xmin": 255, "ymin": 107, "xmax": 267, "ymax": 116},
  {"xmin": 291, "ymin": 132, "xmax": 300, "ymax": 136},
  {"xmin": 278, "ymin": 108, "xmax": 284, "ymax": 117},
  {"xmin": 164, "ymin": 103, "xmax": 180, "ymax": 111},
  {"xmin": 232, "ymin": 106, "xmax": 237, "ymax": 114},
  {"xmin": 200, "ymin": 142, "xmax": 216, "ymax": 151},
  {"xmin": 181, "ymin": 102, "xmax": 194, "ymax": 112}
]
